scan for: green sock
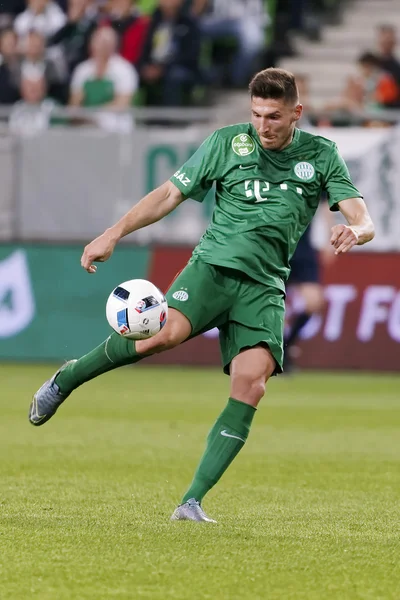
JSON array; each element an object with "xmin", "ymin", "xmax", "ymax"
[
  {"xmin": 55, "ymin": 332, "xmax": 143, "ymax": 395},
  {"xmin": 181, "ymin": 398, "xmax": 256, "ymax": 504}
]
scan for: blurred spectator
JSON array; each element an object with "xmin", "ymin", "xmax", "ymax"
[
  {"xmin": 48, "ymin": 0, "xmax": 98, "ymax": 75},
  {"xmin": 294, "ymin": 73, "xmax": 314, "ymax": 126},
  {"xmin": 70, "ymin": 26, "xmax": 138, "ymax": 106},
  {"xmin": 0, "ymin": 29, "xmax": 21, "ymax": 105},
  {"xmin": 109, "ymin": 0, "xmax": 150, "ymax": 67},
  {"xmin": 70, "ymin": 26, "xmax": 138, "ymax": 130},
  {"xmin": 0, "ymin": 0, "xmax": 25, "ymax": 30},
  {"xmin": 357, "ymin": 52, "xmax": 400, "ymax": 109},
  {"xmin": 376, "ymin": 25, "xmax": 400, "ymax": 91},
  {"xmin": 192, "ymin": 0, "xmax": 269, "ymax": 88},
  {"xmin": 9, "ymin": 64, "xmax": 58, "ymax": 136},
  {"xmin": 14, "ymin": 0, "xmax": 67, "ymax": 42},
  {"xmin": 140, "ymin": 0, "xmax": 201, "ymax": 106},
  {"xmin": 296, "ymin": 74, "xmax": 312, "ymax": 112},
  {"xmin": 22, "ymin": 30, "xmax": 64, "ymax": 99},
  {"xmin": 324, "ymin": 52, "xmax": 400, "ymax": 114}
]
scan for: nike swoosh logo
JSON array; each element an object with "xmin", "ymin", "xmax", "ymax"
[
  {"xmin": 220, "ymin": 430, "xmax": 245, "ymax": 442},
  {"xmin": 239, "ymin": 164, "xmax": 255, "ymax": 170}
]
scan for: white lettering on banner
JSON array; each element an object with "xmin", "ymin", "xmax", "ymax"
[
  {"xmin": 388, "ymin": 292, "xmax": 400, "ymax": 343},
  {"xmin": 324, "ymin": 285, "xmax": 358, "ymax": 341},
  {"xmin": 301, "ymin": 284, "xmax": 400, "ymax": 343},
  {"xmin": 0, "ymin": 250, "xmax": 35, "ymax": 338},
  {"xmin": 203, "ymin": 284, "xmax": 400, "ymax": 345},
  {"xmin": 357, "ymin": 286, "xmax": 396, "ymax": 342},
  {"xmin": 203, "ymin": 327, "xmax": 219, "ymax": 339},
  {"xmin": 299, "ymin": 314, "xmax": 322, "ymax": 340},
  {"xmin": 300, "ymin": 285, "xmax": 358, "ymax": 341}
]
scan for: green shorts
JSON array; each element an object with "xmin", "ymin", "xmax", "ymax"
[{"xmin": 166, "ymin": 259, "xmax": 285, "ymax": 374}]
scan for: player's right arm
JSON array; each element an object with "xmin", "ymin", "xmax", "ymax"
[
  {"xmin": 81, "ymin": 181, "xmax": 184, "ymax": 273},
  {"xmin": 81, "ymin": 129, "xmax": 220, "ymax": 273}
]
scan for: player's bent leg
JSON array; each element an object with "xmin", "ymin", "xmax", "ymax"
[
  {"xmin": 173, "ymin": 346, "xmax": 275, "ymax": 521},
  {"xmin": 29, "ymin": 309, "xmax": 191, "ymax": 427},
  {"xmin": 230, "ymin": 345, "xmax": 276, "ymax": 407},
  {"xmin": 136, "ymin": 308, "xmax": 191, "ymax": 355}
]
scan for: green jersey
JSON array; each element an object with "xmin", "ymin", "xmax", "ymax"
[{"xmin": 170, "ymin": 123, "xmax": 362, "ymax": 291}]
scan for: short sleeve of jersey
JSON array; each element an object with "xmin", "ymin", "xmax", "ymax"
[
  {"xmin": 323, "ymin": 143, "xmax": 363, "ymax": 211},
  {"xmin": 170, "ymin": 130, "xmax": 222, "ymax": 202}
]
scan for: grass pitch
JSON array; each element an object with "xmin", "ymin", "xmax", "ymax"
[{"xmin": 1, "ymin": 364, "xmax": 400, "ymax": 600}]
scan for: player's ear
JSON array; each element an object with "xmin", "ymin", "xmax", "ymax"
[{"xmin": 293, "ymin": 104, "xmax": 303, "ymax": 122}]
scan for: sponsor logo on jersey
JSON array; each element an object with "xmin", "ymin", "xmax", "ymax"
[
  {"xmin": 173, "ymin": 170, "xmax": 191, "ymax": 186},
  {"xmin": 172, "ymin": 290, "xmax": 189, "ymax": 301},
  {"xmin": 294, "ymin": 162, "xmax": 315, "ymax": 181},
  {"xmin": 232, "ymin": 134, "xmax": 255, "ymax": 156}
]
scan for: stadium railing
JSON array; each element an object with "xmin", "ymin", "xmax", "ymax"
[{"xmin": 0, "ymin": 105, "xmax": 399, "ymax": 129}]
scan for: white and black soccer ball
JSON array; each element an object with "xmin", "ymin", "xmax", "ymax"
[{"xmin": 106, "ymin": 279, "xmax": 168, "ymax": 340}]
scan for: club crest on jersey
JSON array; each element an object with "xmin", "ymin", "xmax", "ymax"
[
  {"xmin": 172, "ymin": 290, "xmax": 189, "ymax": 301},
  {"xmin": 232, "ymin": 134, "xmax": 255, "ymax": 157},
  {"xmin": 294, "ymin": 162, "xmax": 315, "ymax": 181}
]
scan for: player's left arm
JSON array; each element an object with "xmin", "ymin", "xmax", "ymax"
[{"xmin": 331, "ymin": 197, "xmax": 375, "ymax": 255}]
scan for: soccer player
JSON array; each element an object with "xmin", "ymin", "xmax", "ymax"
[{"xmin": 29, "ymin": 68, "xmax": 375, "ymax": 523}]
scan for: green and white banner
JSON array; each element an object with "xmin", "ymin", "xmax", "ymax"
[
  {"xmin": 0, "ymin": 245, "xmax": 150, "ymax": 360},
  {"xmin": 311, "ymin": 126, "xmax": 400, "ymax": 252}
]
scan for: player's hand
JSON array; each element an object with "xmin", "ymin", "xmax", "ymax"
[
  {"xmin": 330, "ymin": 224, "xmax": 359, "ymax": 255},
  {"xmin": 81, "ymin": 232, "xmax": 117, "ymax": 273}
]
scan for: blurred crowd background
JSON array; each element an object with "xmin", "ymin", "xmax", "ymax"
[{"xmin": 0, "ymin": 0, "xmax": 399, "ymax": 129}]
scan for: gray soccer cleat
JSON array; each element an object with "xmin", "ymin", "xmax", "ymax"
[
  {"xmin": 29, "ymin": 360, "xmax": 77, "ymax": 426},
  {"xmin": 170, "ymin": 498, "xmax": 217, "ymax": 523}
]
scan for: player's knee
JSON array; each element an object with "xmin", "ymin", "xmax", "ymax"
[
  {"xmin": 156, "ymin": 328, "xmax": 182, "ymax": 351},
  {"xmin": 248, "ymin": 378, "xmax": 266, "ymax": 404},
  {"xmin": 137, "ymin": 314, "xmax": 190, "ymax": 354},
  {"xmin": 137, "ymin": 328, "xmax": 180, "ymax": 354},
  {"xmin": 231, "ymin": 374, "xmax": 266, "ymax": 406}
]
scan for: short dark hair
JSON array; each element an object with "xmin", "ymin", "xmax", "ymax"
[
  {"xmin": 358, "ymin": 51, "xmax": 380, "ymax": 67},
  {"xmin": 249, "ymin": 68, "xmax": 299, "ymax": 104}
]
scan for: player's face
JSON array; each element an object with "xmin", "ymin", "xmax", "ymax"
[{"xmin": 251, "ymin": 97, "xmax": 302, "ymax": 151}]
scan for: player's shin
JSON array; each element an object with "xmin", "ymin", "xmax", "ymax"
[
  {"xmin": 55, "ymin": 332, "xmax": 143, "ymax": 395},
  {"xmin": 181, "ymin": 398, "xmax": 256, "ymax": 504}
]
